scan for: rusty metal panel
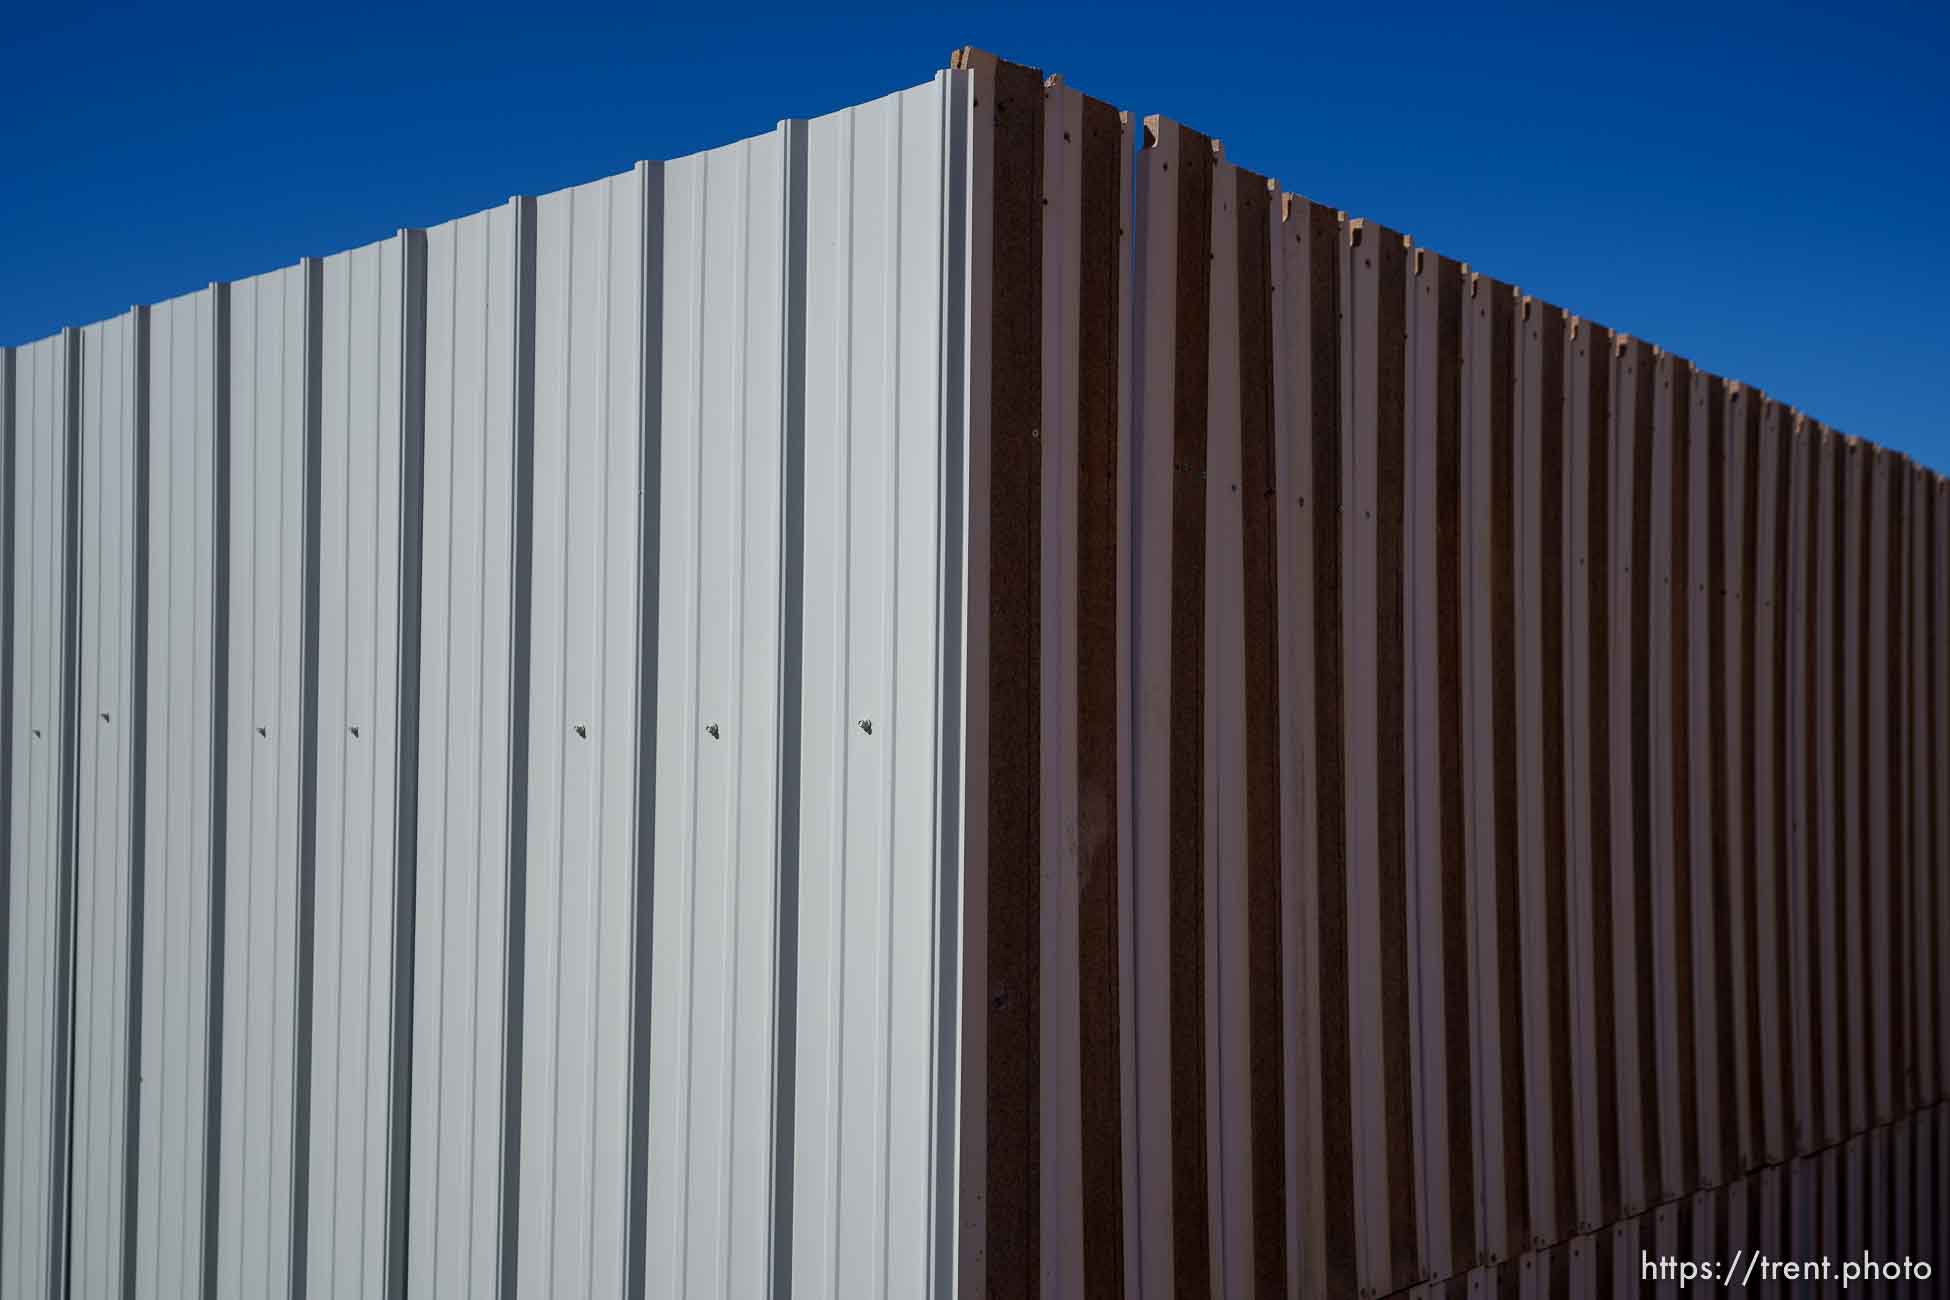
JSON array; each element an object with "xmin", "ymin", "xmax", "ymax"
[
  {"xmin": 1721, "ymin": 383, "xmax": 1759, "ymax": 1176},
  {"xmin": 1405, "ymin": 246, "xmax": 1475, "ymax": 1284},
  {"xmin": 1204, "ymin": 153, "xmax": 1254, "ymax": 1298},
  {"xmin": 1515, "ymin": 297, "xmax": 1572, "ymax": 1250},
  {"xmin": 1563, "ymin": 317, "xmax": 1608, "ymax": 1237},
  {"xmin": 1752, "ymin": 396, "xmax": 1792, "ymax": 1168},
  {"xmin": 1342, "ymin": 215, "xmax": 1420, "ymax": 1296},
  {"xmin": 1463, "ymin": 271, "xmax": 1527, "ymax": 1272},
  {"xmin": 1268, "ymin": 190, "xmax": 1347, "ymax": 1300},
  {"xmin": 1809, "ymin": 419, "xmax": 1840, "ymax": 1146},
  {"xmin": 1609, "ymin": 336, "xmax": 1659, "ymax": 1219}
]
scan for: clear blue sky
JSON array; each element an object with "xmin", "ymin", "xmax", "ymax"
[{"xmin": 5, "ymin": 2, "xmax": 1945, "ymax": 469}]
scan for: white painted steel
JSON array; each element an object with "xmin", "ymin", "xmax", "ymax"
[
  {"xmin": 7, "ymin": 67, "xmax": 980, "ymax": 1300},
  {"xmin": 407, "ymin": 202, "xmax": 519, "ymax": 1300},
  {"xmin": 641, "ymin": 126, "xmax": 788, "ymax": 1300},
  {"xmin": 785, "ymin": 72, "xmax": 969, "ymax": 1300},
  {"xmin": 131, "ymin": 288, "xmax": 221, "ymax": 1300},
  {"xmin": 215, "ymin": 263, "xmax": 309, "ymax": 1300},
  {"xmin": 307, "ymin": 235, "xmax": 409, "ymax": 1299},
  {"xmin": 69, "ymin": 314, "xmax": 139, "ymax": 1300},
  {"xmin": 3, "ymin": 332, "xmax": 74, "ymax": 1300}
]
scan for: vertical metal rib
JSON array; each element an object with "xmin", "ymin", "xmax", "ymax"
[
  {"xmin": 119, "ymin": 306, "xmax": 152, "ymax": 1300},
  {"xmin": 288, "ymin": 254, "xmax": 326, "ymax": 1300},
  {"xmin": 767, "ymin": 118, "xmax": 809, "ymax": 1300},
  {"xmin": 494, "ymin": 195, "xmax": 539, "ymax": 1300},
  {"xmin": 383, "ymin": 228, "xmax": 431, "ymax": 1300}
]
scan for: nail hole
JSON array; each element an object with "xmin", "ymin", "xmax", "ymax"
[
  {"xmin": 574, "ymin": 723, "xmax": 589, "ymax": 739},
  {"xmin": 707, "ymin": 723, "xmax": 721, "ymax": 740},
  {"xmin": 858, "ymin": 719, "xmax": 873, "ymax": 735}
]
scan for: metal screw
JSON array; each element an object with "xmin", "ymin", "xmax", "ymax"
[
  {"xmin": 349, "ymin": 725, "xmax": 361, "ymax": 738},
  {"xmin": 574, "ymin": 723, "xmax": 589, "ymax": 739},
  {"xmin": 858, "ymin": 719, "xmax": 873, "ymax": 736},
  {"xmin": 707, "ymin": 723, "xmax": 721, "ymax": 740}
]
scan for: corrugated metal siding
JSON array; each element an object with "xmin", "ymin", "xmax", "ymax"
[
  {"xmin": 3, "ymin": 330, "xmax": 79, "ymax": 1300},
  {"xmin": 132, "ymin": 287, "xmax": 220, "ymax": 1300},
  {"xmin": 70, "ymin": 312, "xmax": 139, "ymax": 1300},
  {"xmin": 956, "ymin": 47, "xmax": 1950, "ymax": 1300},
  {"xmin": 7, "ymin": 44, "xmax": 1950, "ymax": 1300},
  {"xmin": 4, "ymin": 68, "xmax": 974, "ymax": 1300}
]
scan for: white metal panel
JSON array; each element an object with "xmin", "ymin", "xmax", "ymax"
[
  {"xmin": 131, "ymin": 287, "xmax": 220, "ymax": 1300},
  {"xmin": 305, "ymin": 235, "xmax": 407, "ymax": 1298},
  {"xmin": 513, "ymin": 164, "xmax": 647, "ymax": 1300},
  {"xmin": 3, "ymin": 331, "xmax": 74, "ymax": 1300},
  {"xmin": 788, "ymin": 74, "xmax": 962, "ymax": 1300},
  {"xmin": 69, "ymin": 312, "xmax": 140, "ymax": 1299},
  {"xmin": 406, "ymin": 203, "xmax": 519, "ymax": 1300},
  {"xmin": 640, "ymin": 126, "xmax": 789, "ymax": 1300},
  {"xmin": 214, "ymin": 263, "xmax": 310, "ymax": 1300}
]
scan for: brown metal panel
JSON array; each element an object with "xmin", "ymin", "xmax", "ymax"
[
  {"xmin": 1758, "ymin": 1164, "xmax": 1784, "ymax": 1285},
  {"xmin": 1751, "ymin": 396, "xmax": 1792, "ymax": 1168},
  {"xmin": 1906, "ymin": 466, "xmax": 1935, "ymax": 1110},
  {"xmin": 1129, "ymin": 112, "xmax": 1220, "ymax": 1300},
  {"xmin": 1866, "ymin": 447, "xmax": 1897, "ymax": 1129},
  {"xmin": 1405, "ymin": 246, "xmax": 1474, "ymax": 1283},
  {"xmin": 1939, "ymin": 479, "xmax": 1950, "ymax": 1106},
  {"xmin": 1026, "ymin": 71, "xmax": 1133, "ymax": 1300},
  {"xmin": 1722, "ymin": 383, "xmax": 1761, "ymax": 1175},
  {"xmin": 1814, "ymin": 425, "xmax": 1846, "ymax": 1150},
  {"xmin": 1514, "ymin": 298, "xmax": 1574, "ymax": 1248},
  {"xmin": 1072, "ymin": 92, "xmax": 1132, "ymax": 1300},
  {"xmin": 1565, "ymin": 319, "xmax": 1612, "ymax": 1236},
  {"xmin": 1885, "ymin": 456, "xmax": 1911, "ymax": 1127},
  {"xmin": 1649, "ymin": 350, "xmax": 1697, "ymax": 1201},
  {"xmin": 1462, "ymin": 272, "xmax": 1527, "ymax": 1268},
  {"xmin": 1608, "ymin": 1216, "xmax": 1639, "ymax": 1298},
  {"xmin": 1038, "ymin": 78, "xmax": 1086, "ymax": 1300},
  {"xmin": 1268, "ymin": 191, "xmax": 1337, "ymax": 1300},
  {"xmin": 1269, "ymin": 192, "xmax": 1358, "ymax": 1300},
  {"xmin": 1842, "ymin": 436, "xmax": 1873, "ymax": 1138},
  {"xmin": 1783, "ymin": 412, "xmax": 1821, "ymax": 1158},
  {"xmin": 1893, "ymin": 1115, "xmax": 1913, "ymax": 1287},
  {"xmin": 1204, "ymin": 156, "xmax": 1253, "ymax": 1297},
  {"xmin": 1651, "ymin": 1202, "xmax": 1679, "ymax": 1300},
  {"xmin": 974, "ymin": 50, "xmax": 1046, "ymax": 1300},
  {"xmin": 1610, "ymin": 337, "xmax": 1659, "ymax": 1216},
  {"xmin": 1340, "ymin": 216, "xmax": 1419, "ymax": 1295},
  {"xmin": 1686, "ymin": 369, "xmax": 1726, "ymax": 1191},
  {"xmin": 1130, "ymin": 108, "xmax": 1178, "ymax": 1300},
  {"xmin": 1234, "ymin": 169, "xmax": 1290, "ymax": 1300}
]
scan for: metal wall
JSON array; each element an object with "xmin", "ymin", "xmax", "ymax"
[
  {"xmin": 1, "ymin": 70, "xmax": 974, "ymax": 1300},
  {"xmin": 6, "ymin": 45, "xmax": 1948, "ymax": 1300},
  {"xmin": 954, "ymin": 47, "xmax": 1950, "ymax": 1300}
]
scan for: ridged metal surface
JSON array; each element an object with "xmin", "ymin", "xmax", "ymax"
[
  {"xmin": 2, "ymin": 70, "xmax": 973, "ymax": 1300},
  {"xmin": 955, "ymin": 47, "xmax": 1949, "ymax": 1300},
  {"xmin": 6, "ymin": 45, "xmax": 1949, "ymax": 1300}
]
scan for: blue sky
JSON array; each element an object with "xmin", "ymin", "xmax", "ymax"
[{"xmin": 5, "ymin": 2, "xmax": 1945, "ymax": 468}]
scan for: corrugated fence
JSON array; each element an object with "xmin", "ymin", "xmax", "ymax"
[
  {"xmin": 956, "ymin": 48, "xmax": 1948, "ymax": 1300},
  {"xmin": 5, "ymin": 70, "xmax": 972, "ymax": 1300},
  {"xmin": 3, "ymin": 46, "xmax": 1946, "ymax": 1300}
]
